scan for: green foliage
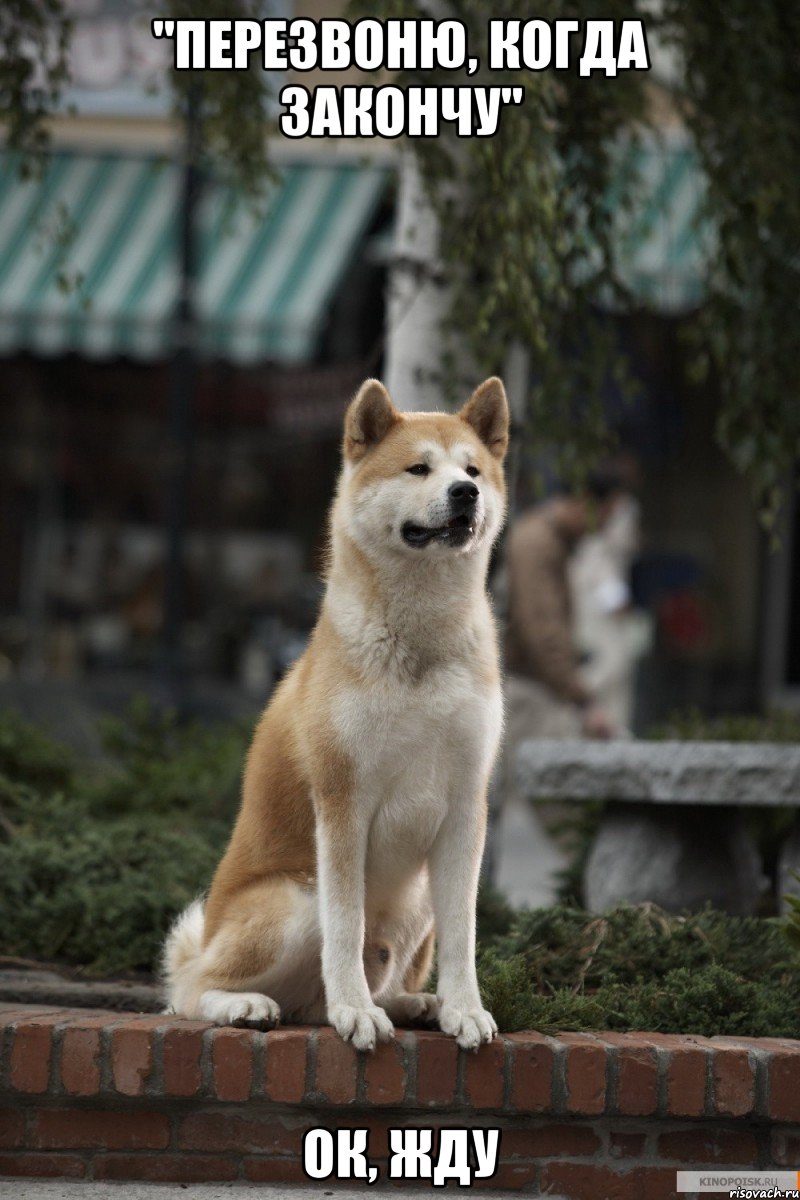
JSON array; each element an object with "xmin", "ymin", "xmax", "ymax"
[
  {"xmin": 0, "ymin": 707, "xmax": 74, "ymax": 791},
  {"xmin": 475, "ymin": 881, "xmax": 516, "ymax": 941},
  {"xmin": 785, "ymin": 874, "xmax": 800, "ymax": 954},
  {"xmin": 477, "ymin": 902, "xmax": 800, "ymax": 1037},
  {"xmin": 164, "ymin": 0, "xmax": 277, "ymax": 199},
  {"xmin": 649, "ymin": 706, "xmax": 800, "ymax": 744},
  {"xmin": 352, "ymin": 0, "xmax": 800, "ymax": 516},
  {"xmin": 3, "ymin": 707, "xmax": 800, "ymax": 1036},
  {"xmin": 90, "ymin": 696, "xmax": 247, "ymax": 820},
  {"xmin": 0, "ymin": 0, "xmax": 71, "ymax": 163},
  {"xmin": 659, "ymin": 0, "xmax": 800, "ymax": 528},
  {"xmin": 0, "ymin": 804, "xmax": 223, "ymax": 975},
  {"xmin": 353, "ymin": 0, "xmax": 646, "ymax": 484},
  {"xmin": 492, "ymin": 903, "xmax": 795, "ymax": 989},
  {"xmin": 0, "ymin": 702, "xmax": 247, "ymax": 974}
]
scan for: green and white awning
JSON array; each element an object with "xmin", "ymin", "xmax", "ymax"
[
  {"xmin": 611, "ymin": 133, "xmax": 711, "ymax": 312},
  {"xmin": 0, "ymin": 152, "xmax": 388, "ymax": 363},
  {"xmin": 0, "ymin": 136, "xmax": 708, "ymax": 363}
]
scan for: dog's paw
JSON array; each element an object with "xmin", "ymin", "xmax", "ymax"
[
  {"xmin": 384, "ymin": 992, "xmax": 440, "ymax": 1025},
  {"xmin": 438, "ymin": 1002, "xmax": 497, "ymax": 1050},
  {"xmin": 329, "ymin": 1003, "xmax": 394, "ymax": 1051},
  {"xmin": 199, "ymin": 989, "xmax": 281, "ymax": 1029}
]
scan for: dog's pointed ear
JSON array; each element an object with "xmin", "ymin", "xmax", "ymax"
[
  {"xmin": 344, "ymin": 379, "xmax": 400, "ymax": 462},
  {"xmin": 459, "ymin": 377, "xmax": 509, "ymax": 460}
]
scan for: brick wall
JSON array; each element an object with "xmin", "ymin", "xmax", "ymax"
[{"xmin": 1, "ymin": 1004, "xmax": 799, "ymax": 1197}]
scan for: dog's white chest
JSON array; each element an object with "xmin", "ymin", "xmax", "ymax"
[{"xmin": 333, "ymin": 662, "xmax": 501, "ymax": 886}]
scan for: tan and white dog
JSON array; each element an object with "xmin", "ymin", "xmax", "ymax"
[{"xmin": 163, "ymin": 376, "xmax": 509, "ymax": 1051}]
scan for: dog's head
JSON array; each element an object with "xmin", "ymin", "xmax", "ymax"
[{"xmin": 336, "ymin": 378, "xmax": 509, "ymax": 562}]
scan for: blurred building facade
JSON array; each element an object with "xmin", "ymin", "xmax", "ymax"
[
  {"xmin": 0, "ymin": 0, "xmax": 396, "ymax": 702},
  {"xmin": 0, "ymin": 0, "xmax": 793, "ymax": 725}
]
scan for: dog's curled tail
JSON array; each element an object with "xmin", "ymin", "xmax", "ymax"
[{"xmin": 161, "ymin": 898, "xmax": 205, "ymax": 1014}]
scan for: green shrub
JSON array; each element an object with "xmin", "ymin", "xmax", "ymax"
[
  {"xmin": 2, "ymin": 705, "xmax": 800, "ymax": 1038},
  {"xmin": 475, "ymin": 903, "xmax": 800, "ymax": 1037},
  {"xmin": 0, "ymin": 708, "xmax": 74, "ymax": 791},
  {"xmin": 90, "ymin": 697, "xmax": 248, "ymax": 820},
  {"xmin": 0, "ymin": 811, "xmax": 225, "ymax": 974},
  {"xmin": 0, "ymin": 701, "xmax": 246, "ymax": 975}
]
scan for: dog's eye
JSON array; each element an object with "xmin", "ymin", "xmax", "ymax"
[
  {"xmin": 406, "ymin": 463, "xmax": 430, "ymax": 476},
  {"xmin": 466, "ymin": 465, "xmax": 480, "ymax": 478}
]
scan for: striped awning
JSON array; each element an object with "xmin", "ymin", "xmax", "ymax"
[
  {"xmin": 611, "ymin": 133, "xmax": 711, "ymax": 313},
  {"xmin": 0, "ymin": 152, "xmax": 388, "ymax": 363}
]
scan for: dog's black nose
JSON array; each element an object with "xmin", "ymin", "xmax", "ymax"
[{"xmin": 448, "ymin": 480, "xmax": 479, "ymax": 508}]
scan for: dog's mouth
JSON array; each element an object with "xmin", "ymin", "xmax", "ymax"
[{"xmin": 401, "ymin": 513, "xmax": 477, "ymax": 548}]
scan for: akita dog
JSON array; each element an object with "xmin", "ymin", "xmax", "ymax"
[{"xmin": 163, "ymin": 376, "xmax": 509, "ymax": 1051}]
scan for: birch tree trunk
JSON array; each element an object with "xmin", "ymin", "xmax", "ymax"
[{"xmin": 383, "ymin": 152, "xmax": 454, "ymax": 412}]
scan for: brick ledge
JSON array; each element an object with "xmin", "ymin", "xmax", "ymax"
[{"xmin": 2, "ymin": 1003, "xmax": 800, "ymax": 1195}]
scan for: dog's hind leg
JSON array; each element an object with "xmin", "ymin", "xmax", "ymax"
[
  {"xmin": 165, "ymin": 876, "xmax": 323, "ymax": 1027},
  {"xmin": 380, "ymin": 924, "xmax": 440, "ymax": 1026},
  {"xmin": 198, "ymin": 988, "xmax": 281, "ymax": 1028}
]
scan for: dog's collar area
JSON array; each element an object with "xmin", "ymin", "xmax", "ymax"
[{"xmin": 401, "ymin": 514, "xmax": 476, "ymax": 547}]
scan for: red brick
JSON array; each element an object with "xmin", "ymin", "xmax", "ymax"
[
  {"xmin": 161, "ymin": 1022, "xmax": 207, "ymax": 1097},
  {"xmin": 31, "ymin": 1109, "xmax": 169, "ymax": 1151},
  {"xmin": 771, "ymin": 1130, "xmax": 800, "ymax": 1167},
  {"xmin": 211, "ymin": 1027, "xmax": 254, "ymax": 1101},
  {"xmin": 480, "ymin": 1162, "xmax": 538, "ymax": 1190},
  {"xmin": 60, "ymin": 1027, "xmax": 103, "ymax": 1097},
  {"xmin": 541, "ymin": 1162, "xmax": 639, "ymax": 1200},
  {"xmin": 244, "ymin": 1157, "xmax": 310, "ymax": 1183},
  {"xmin": 463, "ymin": 1036, "xmax": 505, "ymax": 1109},
  {"xmin": 602, "ymin": 1034, "xmax": 658, "ymax": 1116},
  {"xmin": 364, "ymin": 1035, "xmax": 408, "ymax": 1105},
  {"xmin": 508, "ymin": 1033, "xmax": 555, "ymax": 1114},
  {"xmin": 314, "ymin": 1028, "xmax": 358, "ymax": 1104},
  {"xmin": 657, "ymin": 1128, "xmax": 758, "ymax": 1165},
  {"xmin": 666, "ymin": 1044, "xmax": 708, "ymax": 1117},
  {"xmin": 562, "ymin": 1033, "xmax": 606, "ymax": 1116},
  {"xmin": 415, "ymin": 1032, "xmax": 458, "ymax": 1106},
  {"xmin": 769, "ymin": 1048, "xmax": 800, "ymax": 1122},
  {"xmin": 0, "ymin": 1152, "xmax": 86, "ymax": 1178},
  {"xmin": 348, "ymin": 1115, "xmax": 393, "ymax": 1157},
  {"xmin": 502, "ymin": 1123, "xmax": 601, "ymax": 1158},
  {"xmin": 712, "ymin": 1047, "xmax": 755, "ymax": 1117},
  {"xmin": 9, "ymin": 1016, "xmax": 62, "ymax": 1093},
  {"xmin": 95, "ymin": 1154, "xmax": 239, "ymax": 1183},
  {"xmin": 177, "ymin": 1111, "xmax": 304, "ymax": 1155},
  {"xmin": 640, "ymin": 1166, "xmax": 683, "ymax": 1200},
  {"xmin": 111, "ymin": 1025, "xmax": 154, "ymax": 1096},
  {"xmin": 263, "ymin": 1028, "xmax": 308, "ymax": 1103},
  {"xmin": 609, "ymin": 1131, "xmax": 648, "ymax": 1159},
  {"xmin": 638, "ymin": 1031, "xmax": 711, "ymax": 1119},
  {"xmin": 0, "ymin": 1004, "xmax": 66, "ymax": 1021},
  {"xmin": 0, "ymin": 1107, "xmax": 25, "ymax": 1148},
  {"xmin": 711, "ymin": 1035, "xmax": 784, "ymax": 1051}
]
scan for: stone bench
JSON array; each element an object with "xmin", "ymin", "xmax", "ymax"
[{"xmin": 516, "ymin": 740, "xmax": 800, "ymax": 914}]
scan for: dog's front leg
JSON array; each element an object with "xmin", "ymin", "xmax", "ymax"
[
  {"xmin": 316, "ymin": 809, "xmax": 394, "ymax": 1051},
  {"xmin": 428, "ymin": 796, "xmax": 497, "ymax": 1050}
]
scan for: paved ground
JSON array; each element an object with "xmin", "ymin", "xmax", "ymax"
[{"xmin": 493, "ymin": 796, "xmax": 566, "ymax": 909}]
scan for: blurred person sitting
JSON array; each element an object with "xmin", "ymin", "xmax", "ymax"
[{"xmin": 503, "ymin": 467, "xmax": 628, "ymax": 743}]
